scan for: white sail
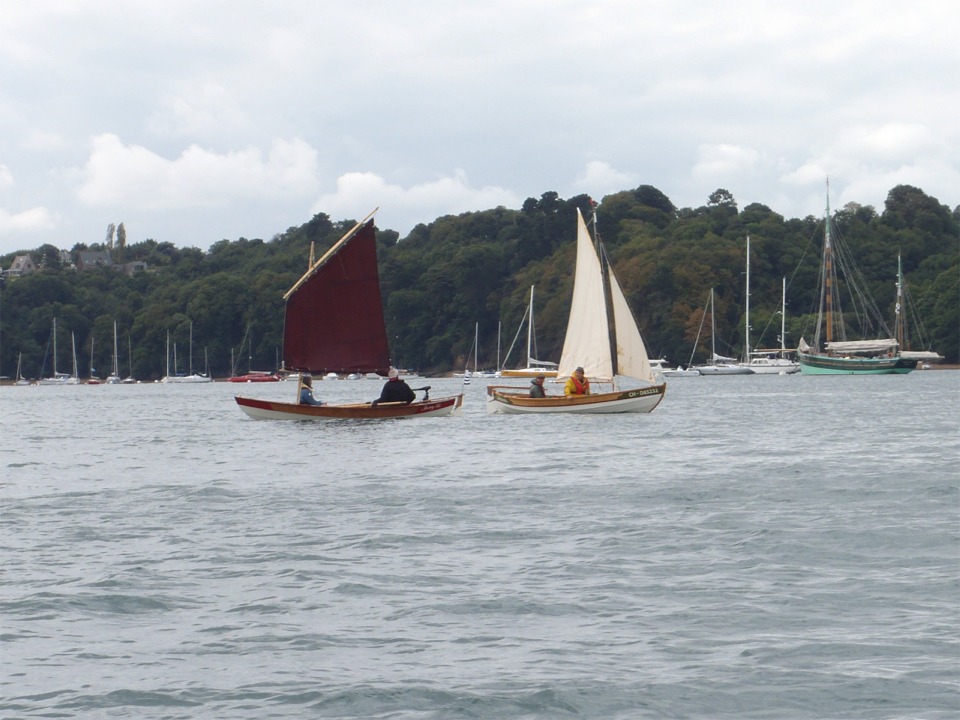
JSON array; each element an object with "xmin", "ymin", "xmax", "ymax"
[
  {"xmin": 555, "ymin": 208, "xmax": 653, "ymax": 383},
  {"xmin": 486, "ymin": 202, "xmax": 665, "ymax": 415},
  {"xmin": 555, "ymin": 209, "xmax": 613, "ymax": 380},
  {"xmin": 609, "ymin": 267, "xmax": 654, "ymax": 381}
]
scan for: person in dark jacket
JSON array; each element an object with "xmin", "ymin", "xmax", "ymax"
[
  {"xmin": 529, "ymin": 374, "xmax": 547, "ymax": 398},
  {"xmin": 372, "ymin": 367, "xmax": 416, "ymax": 407},
  {"xmin": 299, "ymin": 375, "xmax": 324, "ymax": 405}
]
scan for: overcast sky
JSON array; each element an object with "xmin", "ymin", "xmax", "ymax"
[{"xmin": 1, "ymin": 0, "xmax": 957, "ymax": 257}]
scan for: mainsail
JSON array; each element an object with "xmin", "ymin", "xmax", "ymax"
[
  {"xmin": 282, "ymin": 216, "xmax": 391, "ymax": 375},
  {"xmin": 555, "ymin": 208, "xmax": 654, "ymax": 383},
  {"xmin": 555, "ymin": 209, "xmax": 610, "ymax": 380}
]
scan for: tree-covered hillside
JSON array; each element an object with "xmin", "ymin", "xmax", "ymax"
[{"xmin": 2, "ymin": 184, "xmax": 957, "ymax": 381}]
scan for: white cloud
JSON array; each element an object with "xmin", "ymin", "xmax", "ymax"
[
  {"xmin": 572, "ymin": 161, "xmax": 638, "ymax": 197},
  {"xmin": 779, "ymin": 121, "xmax": 958, "ymax": 213},
  {"xmin": 147, "ymin": 84, "xmax": 248, "ymax": 139},
  {"xmin": 848, "ymin": 124, "xmax": 938, "ymax": 161},
  {"xmin": 0, "ymin": 1, "xmax": 957, "ymax": 256},
  {"xmin": 312, "ymin": 170, "xmax": 518, "ymax": 235},
  {"xmin": 0, "ymin": 164, "xmax": 13, "ymax": 191},
  {"xmin": 21, "ymin": 130, "xmax": 71, "ymax": 153},
  {"xmin": 693, "ymin": 144, "xmax": 763, "ymax": 181},
  {"xmin": 75, "ymin": 134, "xmax": 319, "ymax": 210},
  {"xmin": 0, "ymin": 206, "xmax": 57, "ymax": 235}
]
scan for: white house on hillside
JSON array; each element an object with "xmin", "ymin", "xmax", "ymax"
[{"xmin": 3, "ymin": 254, "xmax": 37, "ymax": 278}]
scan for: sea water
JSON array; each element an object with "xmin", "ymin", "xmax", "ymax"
[{"xmin": 2, "ymin": 372, "xmax": 958, "ymax": 719}]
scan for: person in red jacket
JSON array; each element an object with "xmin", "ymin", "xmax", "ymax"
[{"xmin": 564, "ymin": 366, "xmax": 590, "ymax": 396}]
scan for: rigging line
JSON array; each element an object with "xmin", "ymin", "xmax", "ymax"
[
  {"xmin": 902, "ymin": 280, "xmax": 932, "ymax": 349},
  {"xmin": 231, "ymin": 325, "xmax": 250, "ymax": 376},
  {"xmin": 459, "ymin": 325, "xmax": 477, "ymax": 391},
  {"xmin": 687, "ymin": 291, "xmax": 711, "ymax": 367},
  {"xmin": 831, "ymin": 226, "xmax": 893, "ymax": 337},
  {"xmin": 499, "ymin": 302, "xmax": 530, "ymax": 371}
]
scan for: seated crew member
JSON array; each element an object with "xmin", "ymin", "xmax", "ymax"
[
  {"xmin": 299, "ymin": 375, "xmax": 324, "ymax": 405},
  {"xmin": 564, "ymin": 366, "xmax": 590, "ymax": 396},
  {"xmin": 529, "ymin": 373, "xmax": 547, "ymax": 398},
  {"xmin": 372, "ymin": 367, "xmax": 416, "ymax": 407}
]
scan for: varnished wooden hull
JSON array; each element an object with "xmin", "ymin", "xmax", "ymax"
[
  {"xmin": 235, "ymin": 394, "xmax": 464, "ymax": 420},
  {"xmin": 486, "ymin": 384, "xmax": 665, "ymax": 414}
]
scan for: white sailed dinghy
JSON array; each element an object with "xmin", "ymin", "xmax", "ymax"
[{"xmin": 487, "ymin": 202, "xmax": 665, "ymax": 414}]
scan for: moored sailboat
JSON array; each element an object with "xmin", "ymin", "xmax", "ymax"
[
  {"xmin": 162, "ymin": 322, "xmax": 213, "ymax": 383},
  {"xmin": 894, "ymin": 253, "xmax": 943, "ymax": 368},
  {"xmin": 105, "ymin": 321, "xmax": 122, "ymax": 384},
  {"xmin": 798, "ymin": 182, "xmax": 917, "ymax": 375},
  {"xmin": 228, "ymin": 326, "xmax": 280, "ymax": 382},
  {"xmin": 499, "ymin": 286, "xmax": 558, "ymax": 378},
  {"xmin": 86, "ymin": 334, "xmax": 101, "ymax": 384},
  {"xmin": 122, "ymin": 332, "xmax": 137, "ymax": 383},
  {"xmin": 745, "ymin": 252, "xmax": 799, "ymax": 375},
  {"xmin": 14, "ymin": 352, "xmax": 30, "ymax": 385},
  {"xmin": 37, "ymin": 318, "xmax": 71, "ymax": 385},
  {"xmin": 235, "ymin": 210, "xmax": 464, "ymax": 420},
  {"xmin": 691, "ymin": 289, "xmax": 753, "ymax": 375},
  {"xmin": 486, "ymin": 203, "xmax": 665, "ymax": 414}
]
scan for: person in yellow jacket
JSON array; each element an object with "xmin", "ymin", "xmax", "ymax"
[{"xmin": 564, "ymin": 366, "xmax": 590, "ymax": 396}]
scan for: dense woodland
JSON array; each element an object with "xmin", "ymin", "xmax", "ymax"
[{"xmin": 1, "ymin": 184, "xmax": 957, "ymax": 381}]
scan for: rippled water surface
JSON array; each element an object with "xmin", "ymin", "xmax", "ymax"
[{"xmin": 2, "ymin": 372, "xmax": 958, "ymax": 718}]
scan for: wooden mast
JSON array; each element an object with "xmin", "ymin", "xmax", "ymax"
[
  {"xmin": 824, "ymin": 180, "xmax": 833, "ymax": 346},
  {"xmin": 592, "ymin": 201, "xmax": 619, "ymax": 378}
]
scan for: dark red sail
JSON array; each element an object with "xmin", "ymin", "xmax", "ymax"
[{"xmin": 282, "ymin": 219, "xmax": 391, "ymax": 375}]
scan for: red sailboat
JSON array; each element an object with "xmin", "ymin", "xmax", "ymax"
[{"xmin": 235, "ymin": 210, "xmax": 464, "ymax": 420}]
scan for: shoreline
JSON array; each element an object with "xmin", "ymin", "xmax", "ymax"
[{"xmin": 2, "ymin": 364, "xmax": 959, "ymax": 386}]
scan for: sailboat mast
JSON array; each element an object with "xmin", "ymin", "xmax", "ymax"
[
  {"xmin": 896, "ymin": 253, "xmax": 905, "ymax": 351},
  {"xmin": 53, "ymin": 318, "xmax": 59, "ymax": 376},
  {"xmin": 113, "ymin": 321, "xmax": 119, "ymax": 376},
  {"xmin": 526, "ymin": 285, "xmax": 535, "ymax": 366},
  {"xmin": 744, "ymin": 235, "xmax": 750, "ymax": 363},
  {"xmin": 592, "ymin": 202, "xmax": 619, "ymax": 377},
  {"xmin": 71, "ymin": 332, "xmax": 78, "ymax": 380},
  {"xmin": 710, "ymin": 288, "xmax": 717, "ymax": 365},
  {"xmin": 823, "ymin": 182, "xmax": 834, "ymax": 346},
  {"xmin": 780, "ymin": 277, "xmax": 787, "ymax": 356}
]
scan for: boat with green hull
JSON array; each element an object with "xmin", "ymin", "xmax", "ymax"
[
  {"xmin": 798, "ymin": 181, "xmax": 916, "ymax": 376},
  {"xmin": 797, "ymin": 353, "xmax": 916, "ymax": 374}
]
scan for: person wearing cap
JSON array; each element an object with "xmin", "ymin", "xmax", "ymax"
[
  {"xmin": 564, "ymin": 366, "xmax": 590, "ymax": 396},
  {"xmin": 299, "ymin": 374, "xmax": 325, "ymax": 405},
  {"xmin": 372, "ymin": 367, "xmax": 416, "ymax": 407},
  {"xmin": 529, "ymin": 373, "xmax": 547, "ymax": 398}
]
